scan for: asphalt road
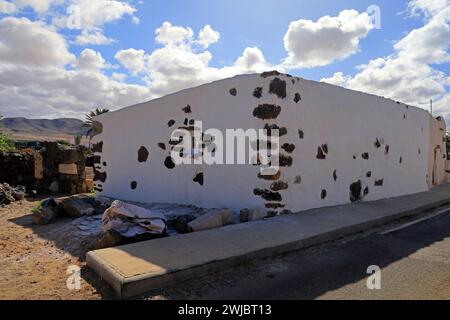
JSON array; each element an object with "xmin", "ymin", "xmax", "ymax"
[{"xmin": 144, "ymin": 209, "xmax": 450, "ymax": 300}]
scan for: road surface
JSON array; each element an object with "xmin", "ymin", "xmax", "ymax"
[{"xmin": 143, "ymin": 209, "xmax": 450, "ymax": 300}]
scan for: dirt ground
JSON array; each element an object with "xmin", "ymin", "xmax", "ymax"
[{"xmin": 0, "ymin": 196, "xmax": 115, "ymax": 300}]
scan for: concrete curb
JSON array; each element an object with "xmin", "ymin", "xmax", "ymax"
[{"xmin": 86, "ymin": 183, "xmax": 450, "ymax": 299}]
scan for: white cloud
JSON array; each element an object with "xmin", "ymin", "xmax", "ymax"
[
  {"xmin": 131, "ymin": 16, "xmax": 140, "ymax": 25},
  {"xmin": 75, "ymin": 48, "xmax": 105, "ymax": 70},
  {"xmin": 0, "ymin": 16, "xmax": 151, "ymax": 118},
  {"xmin": 74, "ymin": 29, "xmax": 115, "ymax": 45},
  {"xmin": 114, "ymin": 48, "xmax": 146, "ymax": 76},
  {"xmin": 53, "ymin": 0, "xmax": 136, "ymax": 30},
  {"xmin": 321, "ymin": 1, "xmax": 450, "ymax": 121},
  {"xmin": 197, "ymin": 24, "xmax": 220, "ymax": 48},
  {"xmin": 155, "ymin": 21, "xmax": 194, "ymax": 46},
  {"xmin": 0, "ymin": 17, "xmax": 75, "ymax": 67},
  {"xmin": 111, "ymin": 72, "xmax": 127, "ymax": 82},
  {"xmin": 0, "ymin": 0, "xmax": 17, "ymax": 14},
  {"xmin": 115, "ymin": 22, "xmax": 276, "ymax": 97},
  {"xmin": 283, "ymin": 9, "xmax": 373, "ymax": 68}
]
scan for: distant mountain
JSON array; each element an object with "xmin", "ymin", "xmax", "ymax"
[{"xmin": 0, "ymin": 117, "xmax": 89, "ymax": 141}]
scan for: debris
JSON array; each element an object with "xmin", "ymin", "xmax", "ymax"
[
  {"xmin": 0, "ymin": 183, "xmax": 26, "ymax": 205},
  {"xmin": 102, "ymin": 200, "xmax": 167, "ymax": 237},
  {"xmin": 239, "ymin": 208, "xmax": 267, "ymax": 222},
  {"xmin": 188, "ymin": 209, "xmax": 235, "ymax": 232}
]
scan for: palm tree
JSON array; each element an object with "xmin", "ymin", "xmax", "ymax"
[{"xmin": 83, "ymin": 108, "xmax": 109, "ymax": 147}]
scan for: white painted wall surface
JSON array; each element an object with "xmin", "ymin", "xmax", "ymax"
[{"xmin": 92, "ymin": 72, "xmax": 447, "ymax": 214}]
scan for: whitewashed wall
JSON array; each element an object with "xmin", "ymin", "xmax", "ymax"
[{"xmin": 91, "ymin": 72, "xmax": 447, "ymax": 214}]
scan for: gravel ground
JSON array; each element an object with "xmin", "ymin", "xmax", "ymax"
[{"xmin": 0, "ymin": 196, "xmax": 115, "ymax": 299}]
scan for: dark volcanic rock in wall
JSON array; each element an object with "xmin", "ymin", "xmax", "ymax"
[
  {"xmin": 349, "ymin": 180, "xmax": 362, "ymax": 202},
  {"xmin": 317, "ymin": 147, "xmax": 326, "ymax": 159},
  {"xmin": 182, "ymin": 104, "xmax": 192, "ymax": 113},
  {"xmin": 253, "ymin": 188, "xmax": 282, "ymax": 201},
  {"xmin": 137, "ymin": 146, "xmax": 149, "ymax": 162},
  {"xmin": 374, "ymin": 179, "xmax": 384, "ymax": 186},
  {"xmin": 229, "ymin": 88, "xmax": 237, "ymax": 96},
  {"xmin": 94, "ymin": 171, "xmax": 107, "ymax": 183},
  {"xmin": 294, "ymin": 93, "xmax": 301, "ymax": 103},
  {"xmin": 270, "ymin": 181, "xmax": 288, "ymax": 191},
  {"xmin": 253, "ymin": 104, "xmax": 282, "ymax": 120},
  {"xmin": 167, "ymin": 119, "xmax": 175, "ymax": 127},
  {"xmin": 92, "ymin": 141, "xmax": 103, "ymax": 153},
  {"xmin": 281, "ymin": 143, "xmax": 295, "ymax": 153},
  {"xmin": 158, "ymin": 143, "xmax": 166, "ymax": 150},
  {"xmin": 269, "ymin": 78, "xmax": 287, "ymax": 99},
  {"xmin": 130, "ymin": 181, "xmax": 137, "ymax": 190},
  {"xmin": 164, "ymin": 156, "xmax": 175, "ymax": 169},
  {"xmin": 253, "ymin": 87, "xmax": 263, "ymax": 98},
  {"xmin": 261, "ymin": 70, "xmax": 281, "ymax": 78},
  {"xmin": 193, "ymin": 172, "xmax": 204, "ymax": 186}
]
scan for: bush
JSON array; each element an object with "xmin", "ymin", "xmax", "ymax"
[
  {"xmin": 0, "ymin": 133, "xmax": 16, "ymax": 152},
  {"xmin": 56, "ymin": 139, "xmax": 71, "ymax": 146}
]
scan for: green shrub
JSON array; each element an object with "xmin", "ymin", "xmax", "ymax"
[
  {"xmin": 56, "ymin": 139, "xmax": 71, "ymax": 146},
  {"xmin": 0, "ymin": 133, "xmax": 16, "ymax": 152}
]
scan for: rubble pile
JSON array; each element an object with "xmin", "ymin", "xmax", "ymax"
[{"xmin": 0, "ymin": 183, "xmax": 26, "ymax": 205}]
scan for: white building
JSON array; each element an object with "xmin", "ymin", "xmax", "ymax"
[{"xmin": 91, "ymin": 71, "xmax": 447, "ymax": 215}]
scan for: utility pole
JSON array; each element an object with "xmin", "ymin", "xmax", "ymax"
[{"xmin": 430, "ymin": 99, "xmax": 433, "ymax": 116}]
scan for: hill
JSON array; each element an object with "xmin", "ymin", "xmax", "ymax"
[{"xmin": 0, "ymin": 117, "xmax": 89, "ymax": 142}]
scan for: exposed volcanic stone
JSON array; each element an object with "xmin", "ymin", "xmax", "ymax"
[
  {"xmin": 253, "ymin": 87, "xmax": 263, "ymax": 98},
  {"xmin": 137, "ymin": 146, "xmax": 149, "ymax": 162},
  {"xmin": 182, "ymin": 104, "xmax": 192, "ymax": 113},
  {"xmin": 269, "ymin": 78, "xmax": 287, "ymax": 99},
  {"xmin": 350, "ymin": 180, "xmax": 362, "ymax": 202},
  {"xmin": 253, "ymin": 104, "xmax": 281, "ymax": 120}
]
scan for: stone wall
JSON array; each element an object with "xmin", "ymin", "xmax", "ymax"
[
  {"xmin": 0, "ymin": 149, "xmax": 43, "ymax": 190},
  {"xmin": 40, "ymin": 142, "xmax": 87, "ymax": 194},
  {"xmin": 0, "ymin": 142, "xmax": 88, "ymax": 194}
]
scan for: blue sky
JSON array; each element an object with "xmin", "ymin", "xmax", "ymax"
[{"xmin": 0, "ymin": 0, "xmax": 449, "ymax": 120}]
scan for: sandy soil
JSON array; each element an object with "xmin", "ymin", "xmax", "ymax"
[{"xmin": 0, "ymin": 196, "xmax": 115, "ymax": 300}]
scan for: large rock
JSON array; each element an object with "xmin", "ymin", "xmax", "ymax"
[
  {"xmin": 32, "ymin": 207, "xmax": 58, "ymax": 225},
  {"xmin": 61, "ymin": 195, "xmax": 95, "ymax": 217},
  {"xmin": 102, "ymin": 200, "xmax": 167, "ymax": 237},
  {"xmin": 32, "ymin": 197, "xmax": 61, "ymax": 225},
  {"xmin": 170, "ymin": 214, "xmax": 196, "ymax": 233}
]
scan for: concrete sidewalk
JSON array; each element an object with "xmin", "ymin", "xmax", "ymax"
[{"xmin": 86, "ymin": 182, "xmax": 450, "ymax": 298}]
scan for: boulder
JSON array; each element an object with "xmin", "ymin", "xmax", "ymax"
[
  {"xmin": 94, "ymin": 230, "xmax": 124, "ymax": 250},
  {"xmin": 61, "ymin": 195, "xmax": 95, "ymax": 217},
  {"xmin": 32, "ymin": 207, "xmax": 58, "ymax": 225},
  {"xmin": 170, "ymin": 214, "xmax": 196, "ymax": 233},
  {"xmin": 102, "ymin": 200, "xmax": 167, "ymax": 237}
]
